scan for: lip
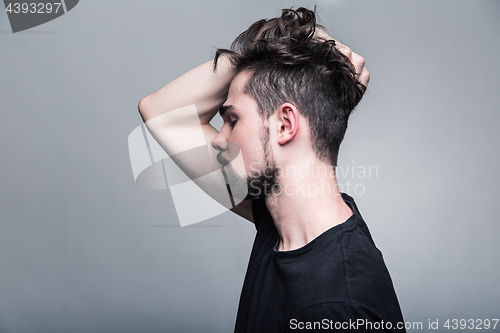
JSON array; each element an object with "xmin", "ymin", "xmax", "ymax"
[{"xmin": 217, "ymin": 153, "xmax": 230, "ymax": 166}]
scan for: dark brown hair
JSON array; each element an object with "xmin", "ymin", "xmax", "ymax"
[{"xmin": 214, "ymin": 7, "xmax": 365, "ymax": 166}]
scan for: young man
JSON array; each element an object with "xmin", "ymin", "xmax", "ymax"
[{"xmin": 139, "ymin": 7, "xmax": 405, "ymax": 333}]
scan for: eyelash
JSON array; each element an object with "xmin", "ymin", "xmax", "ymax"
[{"xmin": 229, "ymin": 120, "xmax": 237, "ymax": 129}]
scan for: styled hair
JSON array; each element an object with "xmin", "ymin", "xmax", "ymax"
[{"xmin": 214, "ymin": 7, "xmax": 365, "ymax": 166}]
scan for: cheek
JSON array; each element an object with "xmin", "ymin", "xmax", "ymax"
[
  {"xmin": 243, "ymin": 143, "xmax": 267, "ymax": 174},
  {"xmin": 230, "ymin": 121, "xmax": 265, "ymax": 167}
]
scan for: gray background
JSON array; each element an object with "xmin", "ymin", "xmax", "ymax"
[{"xmin": 1, "ymin": 0, "xmax": 499, "ymax": 332}]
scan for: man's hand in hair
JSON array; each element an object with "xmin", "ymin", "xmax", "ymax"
[{"xmin": 315, "ymin": 28, "xmax": 370, "ymax": 89}]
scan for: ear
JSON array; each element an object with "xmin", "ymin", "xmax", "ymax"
[{"xmin": 276, "ymin": 103, "xmax": 300, "ymax": 145}]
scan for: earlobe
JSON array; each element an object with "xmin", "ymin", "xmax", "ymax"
[{"xmin": 277, "ymin": 103, "xmax": 299, "ymax": 145}]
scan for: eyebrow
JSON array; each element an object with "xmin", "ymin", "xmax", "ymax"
[{"xmin": 219, "ymin": 105, "xmax": 234, "ymax": 117}]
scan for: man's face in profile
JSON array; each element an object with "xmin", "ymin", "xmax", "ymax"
[{"xmin": 213, "ymin": 71, "xmax": 279, "ymax": 200}]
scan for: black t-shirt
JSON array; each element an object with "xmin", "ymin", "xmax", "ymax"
[{"xmin": 234, "ymin": 193, "xmax": 406, "ymax": 332}]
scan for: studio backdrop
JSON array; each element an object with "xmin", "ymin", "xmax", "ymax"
[{"xmin": 1, "ymin": 0, "xmax": 499, "ymax": 332}]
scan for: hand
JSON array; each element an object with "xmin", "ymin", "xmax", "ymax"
[{"xmin": 315, "ymin": 28, "xmax": 370, "ymax": 89}]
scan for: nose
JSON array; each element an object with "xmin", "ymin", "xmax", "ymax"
[{"xmin": 211, "ymin": 130, "xmax": 228, "ymax": 152}]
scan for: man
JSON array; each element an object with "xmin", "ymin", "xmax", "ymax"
[{"xmin": 139, "ymin": 7, "xmax": 405, "ymax": 332}]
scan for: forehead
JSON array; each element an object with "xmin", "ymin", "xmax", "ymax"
[
  {"xmin": 225, "ymin": 70, "xmax": 252, "ymax": 104},
  {"xmin": 230, "ymin": 70, "xmax": 252, "ymax": 93},
  {"xmin": 222, "ymin": 71, "xmax": 259, "ymax": 116}
]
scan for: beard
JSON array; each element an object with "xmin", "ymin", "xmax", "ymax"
[
  {"xmin": 246, "ymin": 163, "xmax": 280, "ymax": 200},
  {"xmin": 217, "ymin": 126, "xmax": 280, "ymax": 202},
  {"xmin": 222, "ymin": 156, "xmax": 279, "ymax": 202}
]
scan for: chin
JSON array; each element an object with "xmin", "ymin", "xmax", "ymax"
[{"xmin": 223, "ymin": 163, "xmax": 249, "ymax": 204}]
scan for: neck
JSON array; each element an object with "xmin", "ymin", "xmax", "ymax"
[{"xmin": 264, "ymin": 159, "xmax": 353, "ymax": 251}]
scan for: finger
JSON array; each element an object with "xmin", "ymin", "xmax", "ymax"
[
  {"xmin": 351, "ymin": 52, "xmax": 366, "ymax": 75},
  {"xmin": 358, "ymin": 67, "xmax": 370, "ymax": 88},
  {"xmin": 334, "ymin": 40, "xmax": 352, "ymax": 59},
  {"xmin": 331, "ymin": 41, "xmax": 369, "ymax": 87},
  {"xmin": 314, "ymin": 28, "xmax": 330, "ymax": 41}
]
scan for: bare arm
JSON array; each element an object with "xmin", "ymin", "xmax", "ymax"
[
  {"xmin": 138, "ymin": 57, "xmax": 233, "ymax": 124},
  {"xmin": 138, "ymin": 56, "xmax": 255, "ymax": 222}
]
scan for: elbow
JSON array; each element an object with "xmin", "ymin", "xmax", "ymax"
[{"xmin": 138, "ymin": 94, "xmax": 155, "ymax": 122}]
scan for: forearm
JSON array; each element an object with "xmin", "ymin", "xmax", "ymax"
[
  {"xmin": 138, "ymin": 55, "xmax": 235, "ymax": 124},
  {"xmin": 135, "ymin": 55, "xmax": 252, "ymax": 221}
]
